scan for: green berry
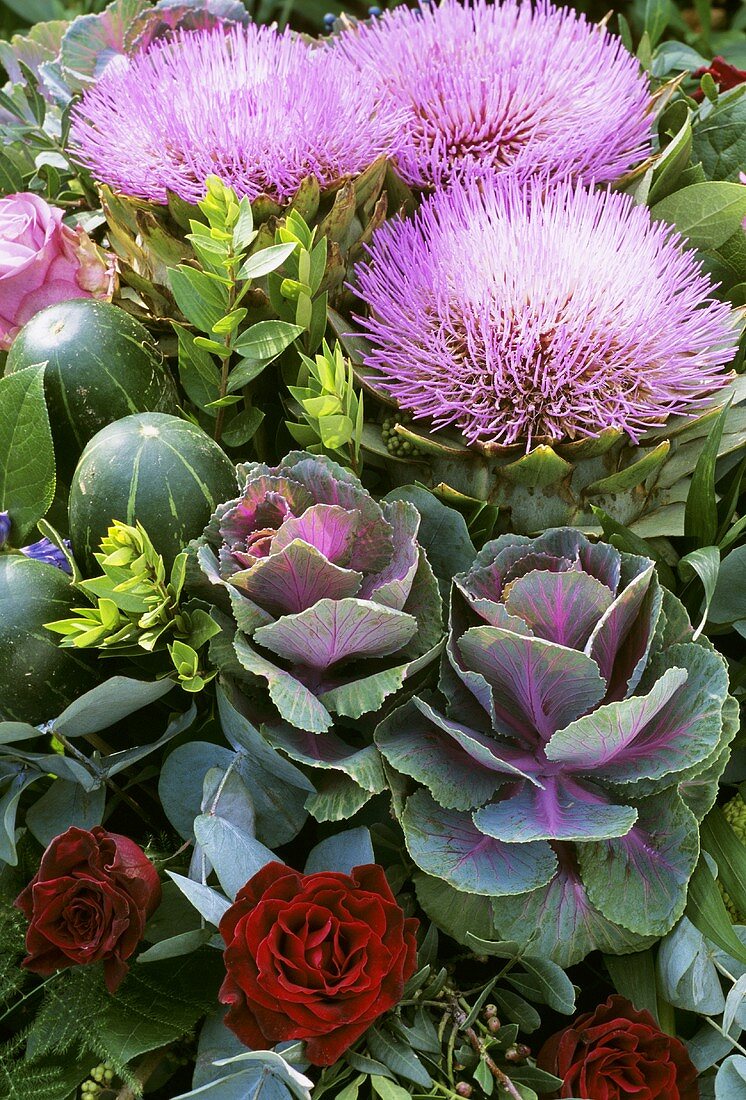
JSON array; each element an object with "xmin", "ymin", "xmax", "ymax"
[
  {"xmin": 381, "ymin": 411, "xmax": 423, "ymax": 458},
  {"xmin": 718, "ymin": 794, "xmax": 746, "ymax": 923},
  {"xmin": 724, "ymin": 793, "xmax": 746, "ymax": 843}
]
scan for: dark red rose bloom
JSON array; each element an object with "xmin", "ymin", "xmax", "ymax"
[
  {"xmin": 538, "ymin": 995, "xmax": 699, "ymax": 1100},
  {"xmin": 692, "ymin": 56, "xmax": 746, "ymax": 101},
  {"xmin": 15, "ymin": 826, "xmax": 161, "ymax": 993},
  {"xmin": 219, "ymin": 861, "xmax": 418, "ymax": 1065}
]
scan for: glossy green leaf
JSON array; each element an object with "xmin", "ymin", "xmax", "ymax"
[
  {"xmin": 685, "ymin": 400, "xmax": 730, "ymax": 546},
  {"xmin": 0, "ymin": 363, "xmax": 55, "ymax": 543},
  {"xmin": 233, "ymin": 320, "xmax": 303, "ymax": 359},
  {"xmin": 651, "ymin": 182, "xmax": 746, "ymax": 251},
  {"xmin": 686, "ymin": 855, "xmax": 746, "ymax": 964},
  {"xmin": 169, "ymin": 266, "xmax": 229, "ymax": 333}
]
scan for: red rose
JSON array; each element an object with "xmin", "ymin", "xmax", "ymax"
[
  {"xmin": 692, "ymin": 57, "xmax": 746, "ymax": 101},
  {"xmin": 15, "ymin": 826, "xmax": 161, "ymax": 993},
  {"xmin": 219, "ymin": 861, "xmax": 418, "ymax": 1065},
  {"xmin": 538, "ymin": 995, "xmax": 699, "ymax": 1100}
]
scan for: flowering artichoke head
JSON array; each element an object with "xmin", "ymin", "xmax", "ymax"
[
  {"xmin": 198, "ymin": 452, "xmax": 442, "ymax": 737},
  {"xmin": 376, "ymin": 529, "xmax": 737, "ymax": 965},
  {"xmin": 342, "ymin": 173, "xmax": 745, "ymax": 538},
  {"xmin": 70, "ymin": 22, "xmax": 413, "ymax": 314}
]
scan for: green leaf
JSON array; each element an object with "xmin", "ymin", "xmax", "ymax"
[
  {"xmin": 678, "ymin": 546, "xmax": 720, "ymax": 636},
  {"xmin": 221, "ymin": 407, "xmax": 264, "ymax": 448},
  {"xmin": 716, "ymin": 1055, "xmax": 746, "ymax": 1099},
  {"xmin": 366, "ymin": 1026, "xmax": 432, "ymax": 1087},
  {"xmin": 709, "ymin": 544, "xmax": 746, "ymax": 622},
  {"xmin": 643, "ymin": 0, "xmax": 671, "ymax": 48},
  {"xmin": 0, "ymin": 149, "xmax": 24, "ymax": 193},
  {"xmin": 604, "ymin": 949, "xmax": 659, "ymax": 1020},
  {"xmin": 232, "ymin": 196, "xmax": 255, "ymax": 252},
  {"xmin": 98, "ymin": 953, "xmax": 221, "ymax": 1066},
  {"xmin": 176, "ymin": 325, "xmax": 221, "ymax": 414},
  {"xmin": 685, "ymin": 400, "xmax": 730, "ymax": 545},
  {"xmin": 384, "ymin": 485, "xmax": 476, "ymax": 602},
  {"xmin": 169, "ymin": 266, "xmax": 229, "ymax": 333},
  {"xmin": 514, "ymin": 956, "xmax": 576, "ymax": 1014},
  {"xmin": 370, "ymin": 1077, "xmax": 411, "ymax": 1100},
  {"xmin": 194, "ymin": 336, "xmax": 232, "ymax": 358},
  {"xmin": 238, "ymin": 242, "xmax": 297, "ymax": 280},
  {"xmin": 692, "ymin": 92, "xmax": 746, "ymax": 183},
  {"xmin": 685, "ymin": 855, "xmax": 746, "ymax": 964},
  {"xmin": 651, "ymin": 183, "xmax": 746, "ymax": 251},
  {"xmin": 233, "ymin": 320, "xmax": 303, "ymax": 359},
  {"xmin": 648, "ymin": 113, "xmax": 693, "ymax": 205},
  {"xmin": 0, "ymin": 363, "xmax": 55, "ymax": 543},
  {"xmin": 225, "ymin": 356, "xmax": 271, "ymax": 392},
  {"xmin": 205, "ymin": 394, "xmax": 242, "ymax": 410},
  {"xmin": 700, "ymin": 807, "xmax": 746, "ymax": 926}
]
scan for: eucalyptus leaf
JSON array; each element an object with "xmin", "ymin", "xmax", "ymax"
[
  {"xmin": 166, "ymin": 872, "xmax": 231, "ymax": 927},
  {"xmin": 52, "ymin": 676, "xmax": 175, "ymax": 739},
  {"xmin": 26, "ymin": 778, "xmax": 105, "ymax": 847},
  {"xmin": 715, "ymin": 1055, "xmax": 746, "ymax": 1099},
  {"xmin": 304, "ymin": 826, "xmax": 374, "ymax": 876},
  {"xmin": 193, "ymin": 814, "xmax": 276, "ymax": 899}
]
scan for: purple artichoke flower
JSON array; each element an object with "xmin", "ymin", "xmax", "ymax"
[
  {"xmin": 68, "ymin": 24, "xmax": 401, "ymax": 206},
  {"xmin": 376, "ymin": 529, "xmax": 736, "ymax": 965},
  {"xmin": 354, "ymin": 174, "xmax": 736, "ymax": 450},
  {"xmin": 198, "ymin": 453, "xmax": 441, "ymax": 735},
  {"xmin": 335, "ymin": 0, "xmax": 652, "ymax": 190}
]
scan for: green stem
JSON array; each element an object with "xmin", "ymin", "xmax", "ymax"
[
  {"xmin": 0, "ymin": 972, "xmax": 59, "ymax": 1026},
  {"xmin": 705, "ymin": 1016, "xmax": 746, "ymax": 1057},
  {"xmin": 214, "ymin": 260, "xmax": 238, "ymax": 446}
]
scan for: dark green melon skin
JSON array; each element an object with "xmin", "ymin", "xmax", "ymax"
[
  {"xmin": 0, "ymin": 555, "xmax": 99, "ymax": 724},
  {"xmin": 69, "ymin": 412, "xmax": 238, "ymax": 573},
  {"xmin": 5, "ymin": 300, "xmax": 179, "ymax": 478}
]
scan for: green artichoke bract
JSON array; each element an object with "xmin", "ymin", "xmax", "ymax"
[
  {"xmin": 334, "ymin": 163, "xmax": 746, "ymax": 538},
  {"xmin": 376, "ymin": 529, "xmax": 737, "ymax": 966},
  {"xmin": 99, "ymin": 156, "xmax": 408, "ymax": 318},
  {"xmin": 334, "ymin": 312, "xmax": 746, "ymax": 538},
  {"xmin": 198, "ymin": 454, "xmax": 442, "ymax": 774}
]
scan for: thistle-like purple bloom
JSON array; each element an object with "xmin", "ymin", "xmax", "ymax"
[
  {"xmin": 68, "ymin": 24, "xmax": 401, "ymax": 206},
  {"xmin": 335, "ymin": 0, "xmax": 652, "ymax": 190},
  {"xmin": 354, "ymin": 175, "xmax": 736, "ymax": 449}
]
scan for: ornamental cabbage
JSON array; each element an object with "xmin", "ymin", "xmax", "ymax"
[
  {"xmin": 376, "ymin": 529, "xmax": 737, "ymax": 965},
  {"xmin": 198, "ymin": 453, "xmax": 441, "ymax": 737}
]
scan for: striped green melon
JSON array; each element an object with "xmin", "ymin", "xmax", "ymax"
[
  {"xmin": 5, "ymin": 299, "xmax": 179, "ymax": 477},
  {"xmin": 0, "ymin": 555, "xmax": 99, "ymax": 724},
  {"xmin": 69, "ymin": 412, "xmax": 238, "ymax": 572}
]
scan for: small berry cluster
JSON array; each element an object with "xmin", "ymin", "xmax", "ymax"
[
  {"xmin": 80, "ymin": 1063, "xmax": 115, "ymax": 1096},
  {"xmin": 382, "ymin": 411, "xmax": 423, "ymax": 458}
]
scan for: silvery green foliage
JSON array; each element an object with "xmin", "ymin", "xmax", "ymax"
[{"xmin": 376, "ymin": 529, "xmax": 737, "ymax": 966}]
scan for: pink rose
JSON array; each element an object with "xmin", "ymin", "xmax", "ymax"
[{"xmin": 0, "ymin": 193, "xmax": 116, "ymax": 350}]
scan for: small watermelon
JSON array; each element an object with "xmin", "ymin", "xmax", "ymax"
[
  {"xmin": 5, "ymin": 300, "xmax": 179, "ymax": 477},
  {"xmin": 0, "ymin": 555, "xmax": 99, "ymax": 724},
  {"xmin": 69, "ymin": 412, "xmax": 238, "ymax": 572}
]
